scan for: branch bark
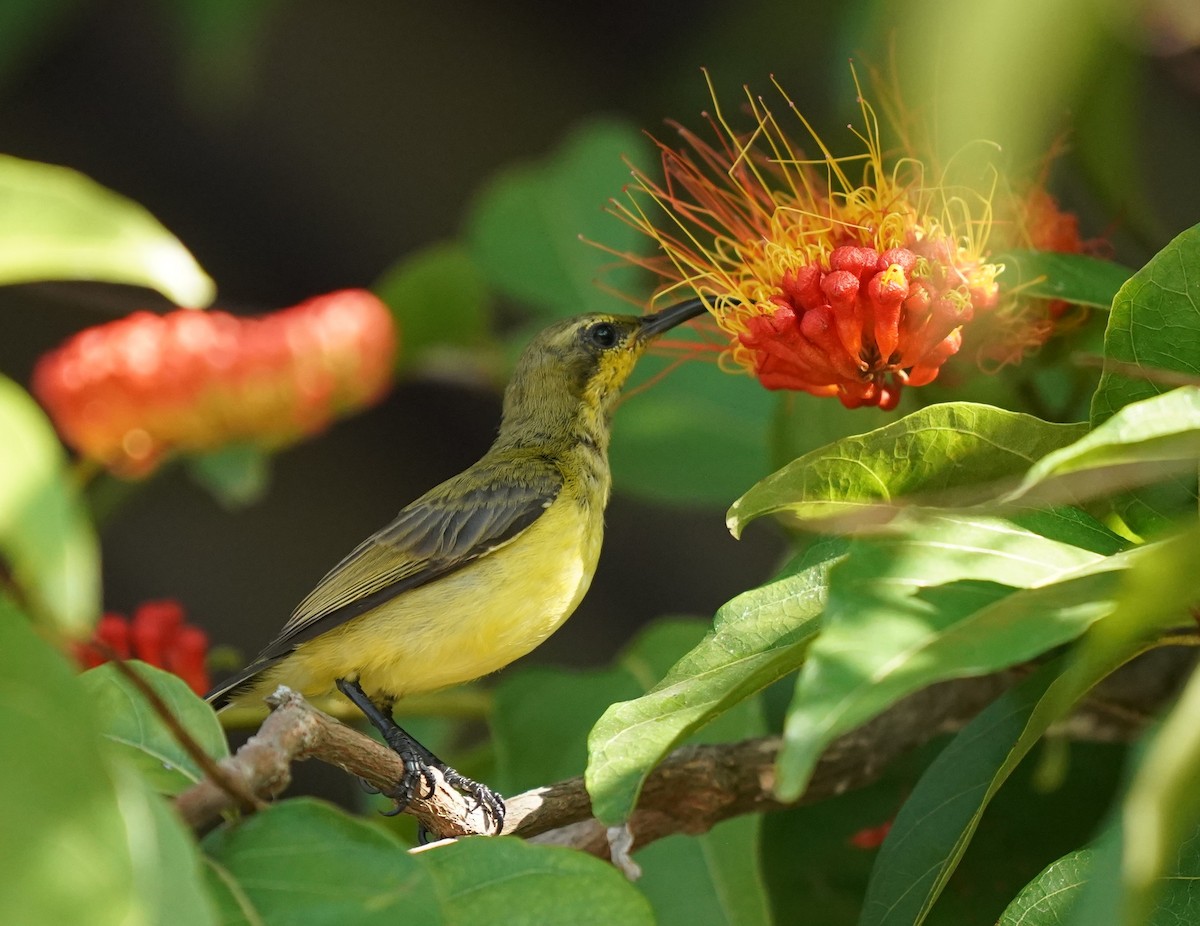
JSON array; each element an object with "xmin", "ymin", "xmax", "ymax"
[{"xmin": 174, "ymin": 650, "xmax": 1182, "ymax": 856}]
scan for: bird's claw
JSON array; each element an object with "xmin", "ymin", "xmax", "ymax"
[{"xmin": 442, "ymin": 767, "xmax": 506, "ymax": 834}]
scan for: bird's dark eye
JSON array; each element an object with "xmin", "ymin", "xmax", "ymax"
[{"xmin": 586, "ymin": 322, "xmax": 618, "ymax": 348}]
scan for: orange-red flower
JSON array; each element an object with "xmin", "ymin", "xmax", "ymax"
[
  {"xmin": 73, "ymin": 600, "xmax": 210, "ymax": 695},
  {"xmin": 612, "ymin": 71, "xmax": 1084, "ymax": 409},
  {"xmin": 33, "ymin": 289, "xmax": 397, "ymax": 476}
]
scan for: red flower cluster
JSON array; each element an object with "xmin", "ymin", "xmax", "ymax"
[
  {"xmin": 612, "ymin": 71, "xmax": 1086, "ymax": 409},
  {"xmin": 73, "ymin": 599, "xmax": 210, "ymax": 695},
  {"xmin": 33, "ymin": 289, "xmax": 397, "ymax": 476},
  {"xmin": 740, "ymin": 243, "xmax": 993, "ymax": 409}
]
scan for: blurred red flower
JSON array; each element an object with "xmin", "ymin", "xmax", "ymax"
[
  {"xmin": 73, "ymin": 599, "xmax": 210, "ymax": 695},
  {"xmin": 33, "ymin": 289, "xmax": 397, "ymax": 476}
]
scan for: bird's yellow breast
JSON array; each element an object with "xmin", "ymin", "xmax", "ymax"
[{"xmin": 244, "ymin": 494, "xmax": 603, "ymax": 705}]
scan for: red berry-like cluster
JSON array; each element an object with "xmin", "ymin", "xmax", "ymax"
[
  {"xmin": 739, "ymin": 244, "xmax": 997, "ymax": 409},
  {"xmin": 33, "ymin": 289, "xmax": 397, "ymax": 476},
  {"xmin": 73, "ymin": 600, "xmax": 210, "ymax": 695}
]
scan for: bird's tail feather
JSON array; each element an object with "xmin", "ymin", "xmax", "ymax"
[{"xmin": 205, "ymin": 656, "xmax": 283, "ymax": 711}]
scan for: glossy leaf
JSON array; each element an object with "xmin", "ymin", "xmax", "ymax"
[
  {"xmin": 0, "ymin": 153, "xmax": 214, "ymax": 305},
  {"xmin": 996, "ymin": 250, "xmax": 1132, "ymax": 309},
  {"xmin": 997, "ymin": 849, "xmax": 1093, "ymax": 925},
  {"xmin": 775, "ymin": 513, "xmax": 1127, "ymax": 801},
  {"xmin": 587, "ymin": 539, "xmax": 844, "ymax": 826},
  {"xmin": 1116, "ymin": 659, "xmax": 1200, "ymax": 924},
  {"xmin": 858, "ymin": 525, "xmax": 1200, "ymax": 925},
  {"xmin": 419, "ymin": 836, "xmax": 656, "ymax": 926},
  {"xmin": 0, "ymin": 375, "xmax": 99, "ymax": 634},
  {"xmin": 81, "ymin": 660, "xmax": 229, "ymax": 795},
  {"xmin": 637, "ymin": 817, "xmax": 772, "ymax": 926},
  {"xmin": 1089, "ymin": 223, "xmax": 1200, "ymax": 534},
  {"xmin": 0, "ymin": 598, "xmax": 215, "ymax": 926},
  {"xmin": 465, "ymin": 118, "xmax": 649, "ymax": 320},
  {"xmin": 203, "ymin": 798, "xmax": 439, "ymax": 924},
  {"xmin": 1091, "ymin": 223, "xmax": 1200, "ymax": 423},
  {"xmin": 728, "ymin": 403, "xmax": 1086, "ymax": 536},
  {"xmin": 1003, "ymin": 386, "xmax": 1200, "ymax": 508},
  {"xmin": 1063, "ymin": 798, "xmax": 1200, "ymax": 926},
  {"xmin": 373, "ymin": 240, "xmax": 491, "ymax": 369},
  {"xmin": 495, "ymin": 619, "xmax": 770, "ymax": 925}
]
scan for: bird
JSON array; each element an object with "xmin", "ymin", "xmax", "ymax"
[{"xmin": 206, "ymin": 298, "xmax": 708, "ymax": 833}]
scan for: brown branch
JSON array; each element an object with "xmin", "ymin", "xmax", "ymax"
[{"xmin": 175, "ymin": 649, "xmax": 1191, "ymax": 854}]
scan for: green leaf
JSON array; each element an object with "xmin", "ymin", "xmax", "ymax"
[
  {"xmin": 81, "ymin": 660, "xmax": 229, "ymax": 795},
  {"xmin": 0, "ymin": 598, "xmax": 215, "ymax": 926},
  {"xmin": 1115, "ymin": 659, "xmax": 1200, "ymax": 924},
  {"xmin": 187, "ymin": 443, "xmax": 272, "ymax": 509},
  {"xmin": 419, "ymin": 836, "xmax": 655, "ymax": 926},
  {"xmin": 373, "ymin": 240, "xmax": 491, "ymax": 370},
  {"xmin": 996, "ymin": 250, "xmax": 1133, "ymax": 309},
  {"xmin": 587, "ymin": 539, "xmax": 844, "ymax": 826},
  {"xmin": 1003, "ymin": 386, "xmax": 1200, "ymax": 509},
  {"xmin": 494, "ymin": 619, "xmax": 769, "ymax": 924},
  {"xmin": 998, "ymin": 849, "xmax": 1093, "ymax": 926},
  {"xmin": 637, "ymin": 817, "xmax": 773, "ymax": 926},
  {"xmin": 203, "ymin": 799, "xmax": 438, "ymax": 925},
  {"xmin": 612, "ymin": 354, "xmax": 775, "ymax": 507},
  {"xmin": 0, "ymin": 153, "xmax": 214, "ymax": 305},
  {"xmin": 775, "ymin": 513, "xmax": 1130, "ymax": 801},
  {"xmin": 860, "ymin": 649, "xmax": 1134, "ymax": 926},
  {"xmin": 856, "ymin": 524, "xmax": 1200, "ymax": 925},
  {"xmin": 1063, "ymin": 808, "xmax": 1200, "ymax": 926},
  {"xmin": 1089, "ymin": 224, "xmax": 1200, "ymax": 533},
  {"xmin": 727, "ymin": 402, "xmax": 1087, "ymax": 537},
  {"xmin": 0, "ymin": 374, "xmax": 99, "ymax": 634},
  {"xmin": 465, "ymin": 118, "xmax": 650, "ymax": 320},
  {"xmin": 493, "ymin": 619, "xmax": 714, "ymax": 794},
  {"xmin": 1091, "ymin": 223, "xmax": 1200, "ymax": 423}
]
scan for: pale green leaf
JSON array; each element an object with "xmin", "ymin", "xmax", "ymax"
[
  {"xmin": 81, "ymin": 660, "xmax": 229, "ymax": 795},
  {"xmin": 0, "ymin": 598, "xmax": 215, "ymax": 926},
  {"xmin": 0, "ymin": 153, "xmax": 214, "ymax": 305},
  {"xmin": 587, "ymin": 539, "xmax": 843, "ymax": 826},
  {"xmin": 0, "ymin": 375, "xmax": 99, "ymax": 634},
  {"xmin": 728, "ymin": 402, "xmax": 1087, "ymax": 537},
  {"xmin": 776, "ymin": 514, "xmax": 1128, "ymax": 801},
  {"xmin": 465, "ymin": 118, "xmax": 649, "ymax": 320}
]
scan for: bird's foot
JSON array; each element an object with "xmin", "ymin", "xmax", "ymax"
[
  {"xmin": 440, "ymin": 766, "xmax": 506, "ymax": 835},
  {"xmin": 376, "ymin": 728, "xmax": 439, "ymax": 817}
]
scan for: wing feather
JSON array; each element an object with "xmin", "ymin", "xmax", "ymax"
[{"xmin": 256, "ymin": 455, "xmax": 562, "ymax": 660}]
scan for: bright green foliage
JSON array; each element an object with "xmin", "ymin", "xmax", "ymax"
[
  {"xmin": 727, "ymin": 403, "xmax": 1087, "ymax": 535},
  {"xmin": 82, "ymin": 660, "xmax": 230, "ymax": 795},
  {"xmin": 586, "ymin": 540, "xmax": 843, "ymax": 825},
  {"xmin": 494, "ymin": 619, "xmax": 772, "ymax": 925},
  {"xmin": 996, "ymin": 250, "xmax": 1132, "ymax": 309},
  {"xmin": 373, "ymin": 241, "xmax": 492, "ymax": 370},
  {"xmin": 465, "ymin": 119, "xmax": 649, "ymax": 320},
  {"xmin": 203, "ymin": 799, "xmax": 655, "ymax": 926},
  {"xmin": 0, "ymin": 601, "xmax": 215, "ymax": 926},
  {"xmin": 0, "ymin": 375, "xmax": 99, "ymax": 635},
  {"xmin": 0, "ymin": 153, "xmax": 214, "ymax": 304}
]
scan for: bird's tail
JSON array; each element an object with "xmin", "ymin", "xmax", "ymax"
[{"xmin": 204, "ymin": 655, "xmax": 283, "ymax": 711}]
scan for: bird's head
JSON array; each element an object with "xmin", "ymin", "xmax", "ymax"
[{"xmin": 497, "ymin": 299, "xmax": 707, "ymax": 447}]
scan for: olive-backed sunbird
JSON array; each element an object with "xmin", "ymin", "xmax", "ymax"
[{"xmin": 206, "ymin": 298, "xmax": 707, "ymax": 831}]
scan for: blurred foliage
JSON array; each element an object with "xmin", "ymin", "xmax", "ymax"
[{"xmin": 3, "ymin": 1, "xmax": 1200, "ymax": 924}]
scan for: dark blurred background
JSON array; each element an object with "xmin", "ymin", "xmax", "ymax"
[{"xmin": 2, "ymin": 0, "xmax": 1198, "ymax": 674}]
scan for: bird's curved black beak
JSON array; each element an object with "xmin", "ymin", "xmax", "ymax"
[{"xmin": 637, "ymin": 297, "xmax": 709, "ymax": 340}]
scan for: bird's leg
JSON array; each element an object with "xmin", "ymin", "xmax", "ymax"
[{"xmin": 335, "ymin": 678, "xmax": 505, "ymax": 834}]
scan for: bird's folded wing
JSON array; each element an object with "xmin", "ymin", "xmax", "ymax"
[{"xmin": 258, "ymin": 460, "xmax": 563, "ymax": 658}]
